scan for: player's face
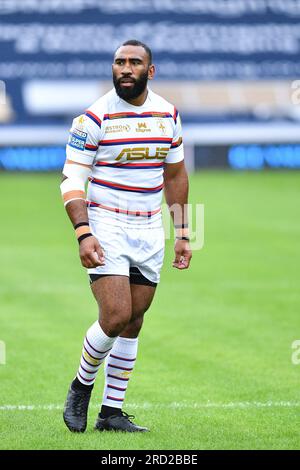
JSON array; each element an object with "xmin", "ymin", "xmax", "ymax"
[{"xmin": 112, "ymin": 45, "xmax": 155, "ymax": 101}]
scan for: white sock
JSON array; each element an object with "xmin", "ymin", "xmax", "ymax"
[
  {"xmin": 77, "ymin": 321, "xmax": 117, "ymax": 386},
  {"xmin": 102, "ymin": 336, "xmax": 138, "ymax": 408}
]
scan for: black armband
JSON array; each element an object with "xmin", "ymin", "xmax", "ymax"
[
  {"xmin": 77, "ymin": 233, "xmax": 93, "ymax": 244},
  {"xmin": 74, "ymin": 222, "xmax": 90, "ymax": 230}
]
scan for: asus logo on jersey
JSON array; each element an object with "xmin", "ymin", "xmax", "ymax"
[{"xmin": 115, "ymin": 147, "xmax": 169, "ymax": 161}]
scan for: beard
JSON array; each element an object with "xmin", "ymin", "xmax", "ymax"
[{"xmin": 113, "ymin": 71, "xmax": 149, "ymax": 101}]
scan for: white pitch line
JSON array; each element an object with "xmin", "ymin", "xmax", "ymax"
[{"xmin": 0, "ymin": 401, "xmax": 300, "ymax": 411}]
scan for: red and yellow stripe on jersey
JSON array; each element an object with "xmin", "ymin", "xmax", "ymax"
[{"xmin": 66, "ymin": 88, "xmax": 184, "ymax": 223}]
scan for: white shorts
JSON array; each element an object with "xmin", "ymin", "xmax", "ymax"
[{"xmin": 87, "ymin": 212, "xmax": 165, "ymax": 284}]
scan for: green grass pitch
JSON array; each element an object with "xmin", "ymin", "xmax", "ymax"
[{"xmin": 0, "ymin": 170, "xmax": 299, "ymax": 450}]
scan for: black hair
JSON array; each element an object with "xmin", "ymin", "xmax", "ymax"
[{"xmin": 118, "ymin": 39, "xmax": 153, "ymax": 65}]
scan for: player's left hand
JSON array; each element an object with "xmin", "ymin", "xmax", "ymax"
[{"xmin": 172, "ymin": 239, "xmax": 192, "ymax": 270}]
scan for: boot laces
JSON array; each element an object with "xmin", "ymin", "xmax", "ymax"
[
  {"xmin": 73, "ymin": 391, "xmax": 90, "ymax": 415},
  {"xmin": 118, "ymin": 410, "xmax": 135, "ymax": 423}
]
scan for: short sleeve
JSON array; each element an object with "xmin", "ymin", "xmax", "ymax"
[
  {"xmin": 164, "ymin": 110, "xmax": 184, "ymax": 164},
  {"xmin": 66, "ymin": 110, "xmax": 102, "ymax": 165}
]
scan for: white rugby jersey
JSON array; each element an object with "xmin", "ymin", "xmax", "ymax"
[{"xmin": 66, "ymin": 88, "xmax": 184, "ymax": 224}]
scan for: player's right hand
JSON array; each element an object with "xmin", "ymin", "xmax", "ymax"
[{"xmin": 79, "ymin": 235, "xmax": 105, "ymax": 268}]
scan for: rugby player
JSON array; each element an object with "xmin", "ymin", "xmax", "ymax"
[{"xmin": 61, "ymin": 39, "xmax": 192, "ymax": 433}]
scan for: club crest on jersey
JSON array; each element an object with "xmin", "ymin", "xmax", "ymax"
[
  {"xmin": 115, "ymin": 147, "xmax": 169, "ymax": 161},
  {"xmin": 156, "ymin": 119, "xmax": 167, "ymax": 136},
  {"xmin": 136, "ymin": 122, "xmax": 151, "ymax": 133}
]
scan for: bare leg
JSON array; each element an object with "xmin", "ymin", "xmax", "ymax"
[
  {"xmin": 120, "ymin": 283, "xmax": 156, "ymax": 338},
  {"xmin": 91, "ymin": 275, "xmax": 132, "ymax": 337}
]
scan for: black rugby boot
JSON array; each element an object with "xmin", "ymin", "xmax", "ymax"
[
  {"xmin": 63, "ymin": 381, "xmax": 93, "ymax": 432},
  {"xmin": 94, "ymin": 410, "xmax": 149, "ymax": 433}
]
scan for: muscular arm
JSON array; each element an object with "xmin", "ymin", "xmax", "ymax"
[
  {"xmin": 61, "ymin": 174, "xmax": 105, "ymax": 269},
  {"xmin": 163, "ymin": 161, "xmax": 192, "ymax": 269},
  {"xmin": 61, "ymin": 174, "xmax": 90, "ymax": 226}
]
